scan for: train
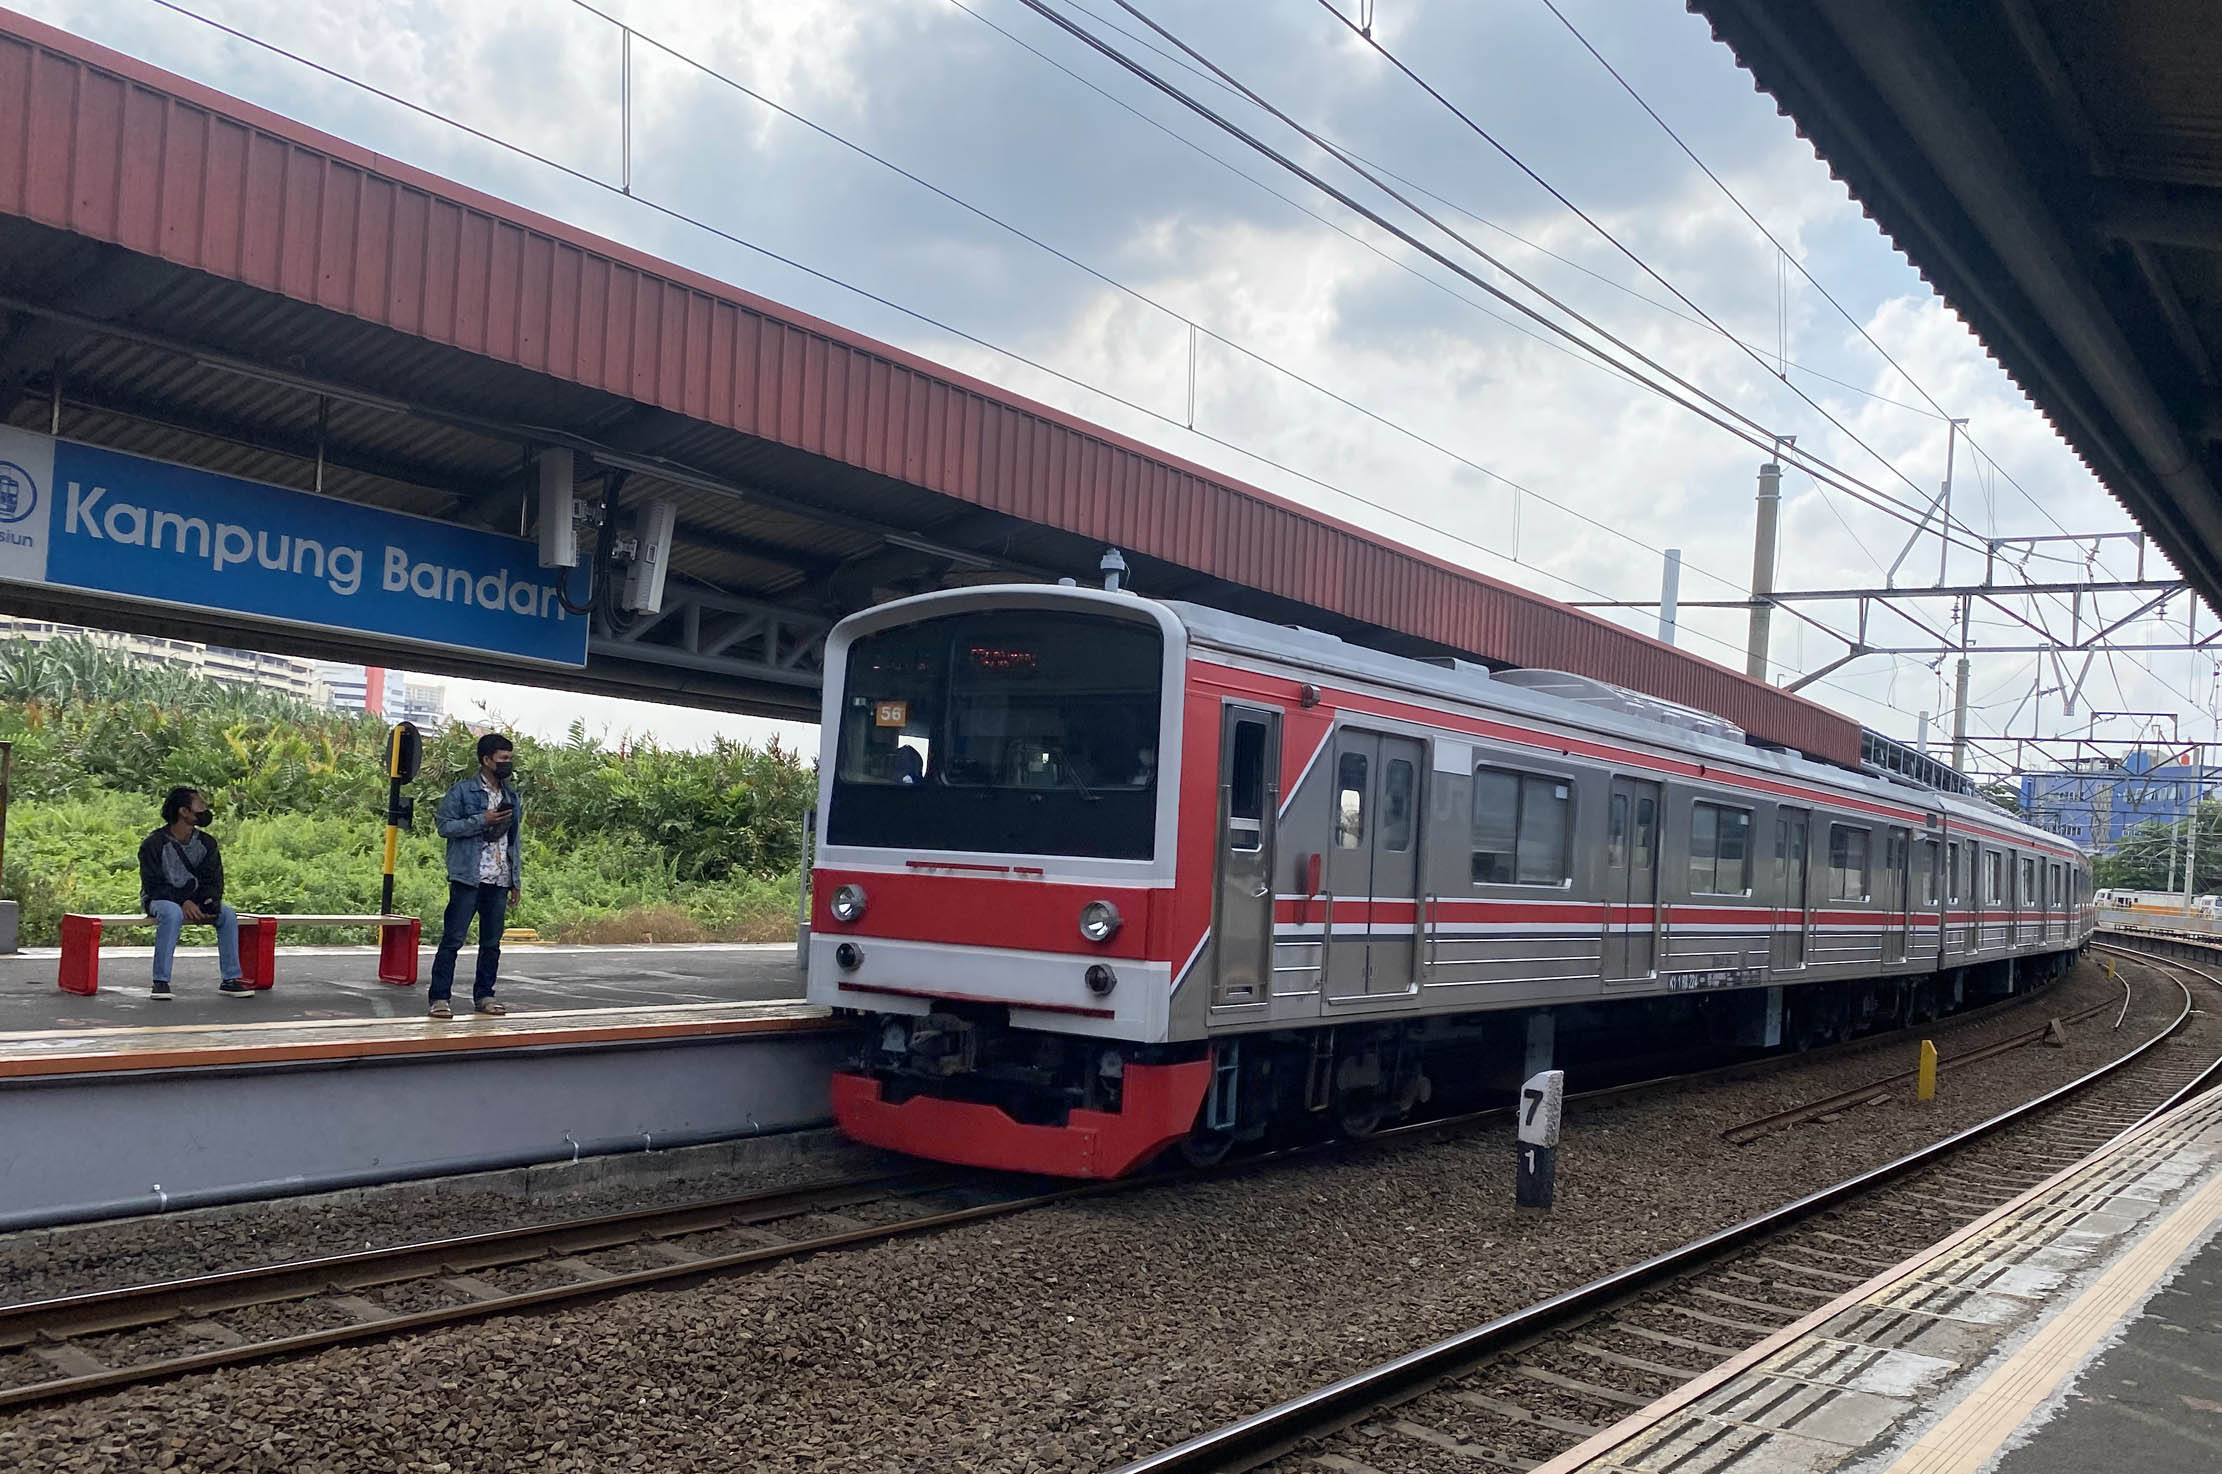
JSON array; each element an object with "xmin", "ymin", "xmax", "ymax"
[
  {"xmin": 2093, "ymin": 888, "xmax": 2218, "ymax": 918},
  {"xmin": 804, "ymin": 582, "xmax": 2095, "ymax": 1177}
]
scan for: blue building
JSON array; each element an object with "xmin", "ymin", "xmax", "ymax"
[{"xmin": 2020, "ymin": 751, "xmax": 2209, "ymax": 852}]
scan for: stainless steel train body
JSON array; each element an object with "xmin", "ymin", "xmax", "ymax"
[{"xmin": 807, "ymin": 585, "xmax": 2093, "ymax": 1176}]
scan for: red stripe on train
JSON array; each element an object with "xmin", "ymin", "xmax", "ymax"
[{"xmin": 812, "ymin": 868, "xmax": 1161, "ymax": 960}]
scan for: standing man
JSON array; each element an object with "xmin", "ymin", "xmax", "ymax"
[
  {"xmin": 139, "ymin": 786, "xmax": 248, "ymax": 999},
  {"xmin": 428, "ymin": 733, "xmax": 520, "ymax": 1019}
]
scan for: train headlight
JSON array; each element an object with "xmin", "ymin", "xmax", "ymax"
[
  {"xmin": 1085, "ymin": 963, "xmax": 1118, "ymax": 996},
  {"xmin": 830, "ymin": 884, "xmax": 868, "ymax": 923},
  {"xmin": 835, "ymin": 941, "xmax": 865, "ymax": 971},
  {"xmin": 1079, "ymin": 900, "xmax": 1123, "ymax": 944}
]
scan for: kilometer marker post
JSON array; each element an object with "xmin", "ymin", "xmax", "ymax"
[{"xmin": 1517, "ymin": 1069, "xmax": 1564, "ymax": 1209}]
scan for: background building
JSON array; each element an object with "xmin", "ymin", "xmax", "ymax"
[
  {"xmin": 0, "ymin": 619, "xmax": 324, "ymax": 702},
  {"xmin": 2020, "ymin": 751, "xmax": 2208, "ymax": 853},
  {"xmin": 315, "ymin": 663, "xmax": 447, "ymax": 728}
]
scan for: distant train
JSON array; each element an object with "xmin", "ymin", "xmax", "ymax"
[
  {"xmin": 2094, "ymin": 888, "xmax": 2219, "ymax": 917},
  {"xmin": 806, "ymin": 584, "xmax": 2094, "ymax": 1177}
]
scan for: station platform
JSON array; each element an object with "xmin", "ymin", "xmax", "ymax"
[
  {"xmin": 1537, "ymin": 1089, "xmax": 2222, "ymax": 1474},
  {"xmin": 0, "ymin": 939, "xmax": 807, "ymax": 1030},
  {"xmin": 0, "ymin": 943, "xmax": 849, "ymax": 1231}
]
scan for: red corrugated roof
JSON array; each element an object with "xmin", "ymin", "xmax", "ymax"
[{"xmin": 0, "ymin": 6, "xmax": 1861, "ymax": 765}]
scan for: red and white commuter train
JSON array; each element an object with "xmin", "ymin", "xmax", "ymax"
[{"xmin": 806, "ymin": 583, "xmax": 2094, "ymax": 1177}]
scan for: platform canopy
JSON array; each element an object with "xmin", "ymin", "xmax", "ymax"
[
  {"xmin": 1692, "ymin": 0, "xmax": 2222, "ymax": 615},
  {"xmin": 0, "ymin": 10, "xmax": 1858, "ymax": 764}
]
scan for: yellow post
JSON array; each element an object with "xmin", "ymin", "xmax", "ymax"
[
  {"xmin": 1916, "ymin": 1039, "xmax": 1938, "ymax": 1103},
  {"xmin": 2106, "ymin": 956, "xmax": 2116, "ymax": 983}
]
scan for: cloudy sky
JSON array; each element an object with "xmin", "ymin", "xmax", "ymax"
[{"xmin": 14, "ymin": 0, "xmax": 2214, "ymax": 768}]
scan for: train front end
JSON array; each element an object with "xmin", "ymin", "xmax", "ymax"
[{"xmin": 805, "ymin": 586, "xmax": 1209, "ymax": 1178}]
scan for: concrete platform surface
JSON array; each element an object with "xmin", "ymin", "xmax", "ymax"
[
  {"xmin": 1536, "ymin": 1087, "xmax": 2222, "ymax": 1474},
  {"xmin": 0, "ymin": 940, "xmax": 806, "ymax": 1028}
]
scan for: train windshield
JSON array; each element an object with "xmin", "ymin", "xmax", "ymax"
[{"xmin": 828, "ymin": 610, "xmax": 1164, "ymax": 859}]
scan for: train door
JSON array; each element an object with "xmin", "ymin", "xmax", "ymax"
[
  {"xmin": 1323, "ymin": 730, "xmax": 1423, "ymax": 999},
  {"xmin": 1772, "ymin": 809, "xmax": 1810, "ymax": 969},
  {"xmin": 1211, "ymin": 706, "xmax": 1280, "ymax": 1008},
  {"xmin": 1918, "ymin": 836, "xmax": 1941, "ymax": 963},
  {"xmin": 1604, "ymin": 777, "xmax": 1661, "ymax": 980},
  {"xmin": 1883, "ymin": 827, "xmax": 1911, "ymax": 964}
]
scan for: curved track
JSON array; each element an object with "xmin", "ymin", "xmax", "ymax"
[
  {"xmin": 0, "ymin": 958, "xmax": 2141, "ymax": 1414},
  {"xmin": 1110, "ymin": 946, "xmax": 2222, "ymax": 1474}
]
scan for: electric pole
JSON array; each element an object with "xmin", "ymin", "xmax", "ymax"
[{"xmin": 1747, "ymin": 455, "xmax": 1783, "ymax": 681}]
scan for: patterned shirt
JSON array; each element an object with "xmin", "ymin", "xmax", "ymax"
[{"xmin": 478, "ymin": 775, "xmax": 511, "ymax": 885}]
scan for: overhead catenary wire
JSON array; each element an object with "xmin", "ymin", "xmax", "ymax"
[
  {"xmin": 1025, "ymin": 0, "xmax": 1998, "ymax": 559},
  {"xmin": 1532, "ymin": 0, "xmax": 2169, "ymax": 591},
  {"xmin": 138, "ymin": 0, "xmax": 2129, "ymax": 734},
  {"xmin": 1303, "ymin": 0, "xmax": 1999, "ymax": 553}
]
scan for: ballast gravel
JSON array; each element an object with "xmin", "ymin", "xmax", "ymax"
[{"xmin": 0, "ymin": 960, "xmax": 2193, "ymax": 1474}]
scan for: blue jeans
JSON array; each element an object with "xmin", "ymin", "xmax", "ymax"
[
  {"xmin": 429, "ymin": 882, "xmax": 508, "ymax": 1003},
  {"xmin": 149, "ymin": 900, "xmax": 241, "ymax": 984}
]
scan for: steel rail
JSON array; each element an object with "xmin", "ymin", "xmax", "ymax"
[
  {"xmin": 1109, "ymin": 954, "xmax": 2201, "ymax": 1474},
  {"xmin": 0, "ymin": 958, "xmax": 2114, "ymax": 1412},
  {"xmin": 1719, "ymin": 982, "xmax": 2127, "ymax": 1144},
  {"xmin": 0, "ymin": 1168, "xmax": 946, "ymax": 1347},
  {"xmin": 0, "ymin": 1168, "xmax": 1125, "ymax": 1410}
]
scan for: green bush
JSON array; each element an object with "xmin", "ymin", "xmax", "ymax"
[{"xmin": 0, "ymin": 638, "xmax": 815, "ymax": 946}]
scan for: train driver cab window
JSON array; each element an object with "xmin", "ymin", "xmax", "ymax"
[
  {"xmin": 1335, "ymin": 752, "xmax": 1368, "ymax": 849},
  {"xmin": 1471, "ymin": 767, "xmax": 1571, "ymax": 886},
  {"xmin": 828, "ymin": 609, "xmax": 1164, "ymax": 860},
  {"xmin": 1828, "ymin": 825, "xmax": 1871, "ymax": 901},
  {"xmin": 1228, "ymin": 719, "xmax": 1268, "ymax": 853},
  {"xmin": 1689, "ymin": 803, "xmax": 1752, "ymax": 894}
]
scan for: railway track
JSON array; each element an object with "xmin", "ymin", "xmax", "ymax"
[
  {"xmin": 1111, "ymin": 945, "xmax": 2222, "ymax": 1474},
  {"xmin": 0, "ymin": 957, "xmax": 2130, "ymax": 1413}
]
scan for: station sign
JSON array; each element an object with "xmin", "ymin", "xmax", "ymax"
[{"xmin": 0, "ymin": 427, "xmax": 587, "ymax": 667}]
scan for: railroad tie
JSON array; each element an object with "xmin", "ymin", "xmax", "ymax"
[
  {"xmin": 1609, "ymin": 1321, "xmax": 1744, "ymax": 1359},
  {"xmin": 1384, "ymin": 1418, "xmax": 1539, "ymax": 1470},
  {"xmin": 1511, "ymin": 1363, "xmax": 1656, "ymax": 1408},
  {"xmin": 1563, "ymin": 1340, "xmax": 1699, "ymax": 1383},
  {"xmin": 1450, "ymin": 1390, "xmax": 1605, "ymax": 1439}
]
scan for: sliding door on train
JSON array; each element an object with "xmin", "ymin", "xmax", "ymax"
[
  {"xmin": 1604, "ymin": 777, "xmax": 1661, "ymax": 981},
  {"xmin": 1211, "ymin": 706, "xmax": 1280, "ymax": 1009},
  {"xmin": 1325, "ymin": 730, "xmax": 1425, "ymax": 999},
  {"xmin": 1772, "ymin": 809, "xmax": 1810, "ymax": 969}
]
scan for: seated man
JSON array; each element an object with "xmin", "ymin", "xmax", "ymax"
[{"xmin": 137, "ymin": 785, "xmax": 247, "ymax": 1000}]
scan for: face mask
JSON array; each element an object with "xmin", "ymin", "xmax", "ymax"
[
  {"xmin": 491, "ymin": 761, "xmax": 515, "ymax": 782},
  {"xmin": 190, "ymin": 809, "xmax": 212, "ymax": 828}
]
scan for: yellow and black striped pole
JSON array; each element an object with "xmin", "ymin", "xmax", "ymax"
[{"xmin": 382, "ymin": 721, "xmax": 421, "ymax": 916}]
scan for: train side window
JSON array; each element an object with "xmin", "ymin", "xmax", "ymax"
[
  {"xmin": 1947, "ymin": 841, "xmax": 1960, "ymax": 902},
  {"xmin": 1335, "ymin": 752, "xmax": 1368, "ymax": 849},
  {"xmin": 1689, "ymin": 802, "xmax": 1752, "ymax": 894},
  {"xmin": 1918, "ymin": 840, "xmax": 1938, "ymax": 906},
  {"xmin": 1608, "ymin": 793, "xmax": 1629, "ymax": 868},
  {"xmin": 2019, "ymin": 856, "xmax": 2034, "ymax": 905},
  {"xmin": 1382, "ymin": 759, "xmax": 1415, "ymax": 853},
  {"xmin": 1228, "ymin": 720, "xmax": 1267, "ymax": 851},
  {"xmin": 1828, "ymin": 824, "xmax": 1871, "ymax": 901},
  {"xmin": 1984, "ymin": 851, "xmax": 2004, "ymax": 904},
  {"xmin": 1471, "ymin": 766, "xmax": 1571, "ymax": 886}
]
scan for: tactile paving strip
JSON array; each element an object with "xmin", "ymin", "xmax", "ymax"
[{"xmin": 1539, "ymin": 1091, "xmax": 2222, "ymax": 1474}]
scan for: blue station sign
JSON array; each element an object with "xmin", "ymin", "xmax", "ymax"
[{"xmin": 0, "ymin": 427, "xmax": 587, "ymax": 667}]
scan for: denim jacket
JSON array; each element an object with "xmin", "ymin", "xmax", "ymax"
[{"xmin": 434, "ymin": 775, "xmax": 521, "ymax": 889}]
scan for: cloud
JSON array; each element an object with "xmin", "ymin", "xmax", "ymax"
[{"xmin": 8, "ymin": 0, "xmax": 2203, "ymax": 772}]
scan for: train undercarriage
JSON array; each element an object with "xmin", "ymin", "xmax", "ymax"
[{"xmin": 841, "ymin": 949, "xmax": 2086, "ymax": 1174}]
